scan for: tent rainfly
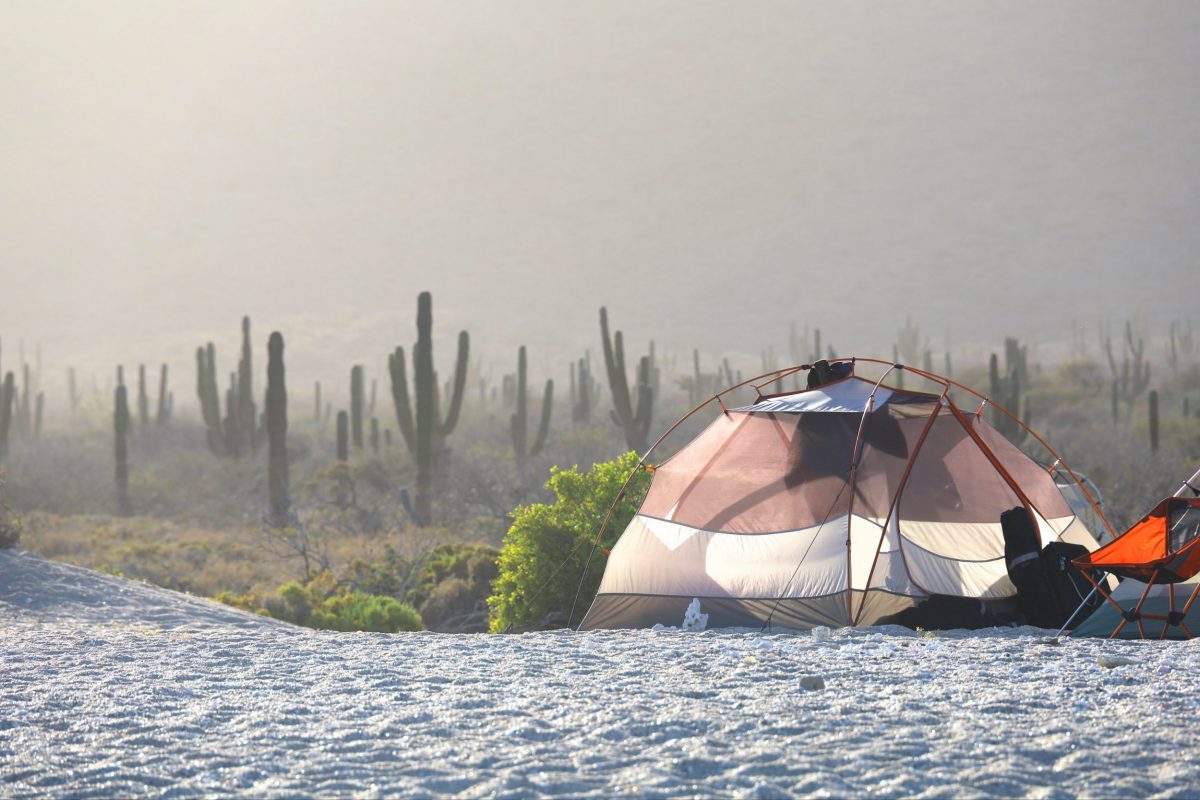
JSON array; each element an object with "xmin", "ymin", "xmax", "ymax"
[{"xmin": 579, "ymin": 361, "xmax": 1106, "ymax": 631}]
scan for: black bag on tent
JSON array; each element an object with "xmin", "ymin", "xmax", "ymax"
[{"xmin": 1001, "ymin": 506, "xmax": 1102, "ymax": 628}]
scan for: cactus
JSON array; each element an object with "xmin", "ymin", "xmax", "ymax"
[
  {"xmin": 18, "ymin": 363, "xmax": 31, "ymax": 437},
  {"xmin": 370, "ymin": 417, "xmax": 380, "ymax": 454},
  {"xmin": 350, "ymin": 365, "xmax": 365, "ymax": 450},
  {"xmin": 314, "ymin": 381, "xmax": 322, "ymax": 423},
  {"xmin": 1103, "ymin": 322, "xmax": 1151, "ymax": 410},
  {"xmin": 1003, "ymin": 337, "xmax": 1029, "ymax": 386},
  {"xmin": 368, "ymin": 378, "xmax": 377, "ymax": 419},
  {"xmin": 196, "ymin": 344, "xmax": 224, "ymax": 455},
  {"xmin": 238, "ymin": 316, "xmax": 255, "ymax": 452},
  {"xmin": 33, "ymin": 392, "xmax": 43, "ymax": 438},
  {"xmin": 988, "ymin": 351, "xmax": 1028, "ymax": 444},
  {"xmin": 1149, "ymin": 389, "xmax": 1160, "ymax": 452},
  {"xmin": 336, "ymin": 410, "xmax": 349, "ymax": 462},
  {"xmin": 943, "ymin": 351, "xmax": 952, "ymax": 378},
  {"xmin": 384, "ymin": 428, "xmax": 393, "ymax": 448},
  {"xmin": 114, "ymin": 383, "xmax": 131, "ymax": 516},
  {"xmin": 599, "ymin": 307, "xmax": 653, "ymax": 453},
  {"xmin": 572, "ymin": 354, "xmax": 594, "ymax": 423},
  {"xmin": 0, "ymin": 372, "xmax": 14, "ymax": 459},
  {"xmin": 265, "ymin": 331, "xmax": 290, "ymax": 526},
  {"xmin": 155, "ymin": 364, "xmax": 170, "ymax": 425},
  {"xmin": 68, "ymin": 367, "xmax": 79, "ymax": 414},
  {"xmin": 510, "ymin": 346, "xmax": 554, "ymax": 466},
  {"xmin": 223, "ymin": 373, "xmax": 241, "ymax": 458},
  {"xmin": 386, "ymin": 291, "xmax": 469, "ymax": 526},
  {"xmin": 137, "ymin": 364, "xmax": 150, "ymax": 431}
]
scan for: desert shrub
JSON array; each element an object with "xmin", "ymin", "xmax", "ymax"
[
  {"xmin": 488, "ymin": 452, "xmax": 650, "ymax": 632},
  {"xmin": 311, "ymin": 592, "xmax": 423, "ymax": 633},
  {"xmin": 0, "ymin": 474, "xmax": 21, "ymax": 549},
  {"xmin": 230, "ymin": 570, "xmax": 425, "ymax": 633},
  {"xmin": 402, "ymin": 542, "xmax": 500, "ymax": 629}
]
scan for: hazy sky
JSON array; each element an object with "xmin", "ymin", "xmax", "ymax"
[{"xmin": 2, "ymin": 2, "xmax": 1198, "ymax": 392}]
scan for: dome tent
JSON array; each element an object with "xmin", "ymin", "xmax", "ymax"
[{"xmin": 578, "ymin": 358, "xmax": 1108, "ymax": 631}]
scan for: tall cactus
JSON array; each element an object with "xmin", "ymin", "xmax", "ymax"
[
  {"xmin": 510, "ymin": 346, "xmax": 554, "ymax": 467},
  {"xmin": 265, "ymin": 332, "xmax": 290, "ymax": 525},
  {"xmin": 223, "ymin": 372, "xmax": 241, "ymax": 458},
  {"xmin": 114, "ymin": 383, "xmax": 131, "ymax": 516},
  {"xmin": 336, "ymin": 411, "xmax": 349, "ymax": 462},
  {"xmin": 572, "ymin": 354, "xmax": 594, "ymax": 423},
  {"xmin": 238, "ymin": 316, "xmax": 256, "ymax": 452},
  {"xmin": 350, "ymin": 365, "xmax": 365, "ymax": 450},
  {"xmin": 196, "ymin": 343, "xmax": 224, "ymax": 455},
  {"xmin": 988, "ymin": 351, "xmax": 1028, "ymax": 444},
  {"xmin": 68, "ymin": 367, "xmax": 79, "ymax": 414},
  {"xmin": 155, "ymin": 364, "xmax": 170, "ymax": 425},
  {"xmin": 370, "ymin": 417, "xmax": 380, "ymax": 454},
  {"xmin": 0, "ymin": 372, "xmax": 14, "ymax": 460},
  {"xmin": 137, "ymin": 364, "xmax": 150, "ymax": 431},
  {"xmin": 386, "ymin": 291, "xmax": 469, "ymax": 526},
  {"xmin": 599, "ymin": 307, "xmax": 652, "ymax": 453}
]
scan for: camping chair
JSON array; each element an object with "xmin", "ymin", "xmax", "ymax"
[{"xmin": 1068, "ymin": 467, "xmax": 1200, "ymax": 639}]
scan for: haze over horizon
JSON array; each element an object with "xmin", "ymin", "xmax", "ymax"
[{"xmin": 3, "ymin": 1, "xmax": 1198, "ymax": 394}]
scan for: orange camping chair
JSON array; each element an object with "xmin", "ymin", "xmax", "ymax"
[{"xmin": 1071, "ymin": 481, "xmax": 1200, "ymax": 639}]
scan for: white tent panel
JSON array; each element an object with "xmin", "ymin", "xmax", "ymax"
[
  {"xmin": 597, "ymin": 514, "xmax": 850, "ymax": 599},
  {"xmin": 735, "ymin": 378, "xmax": 894, "ymax": 414},
  {"xmin": 901, "ymin": 545, "xmax": 1013, "ymax": 598}
]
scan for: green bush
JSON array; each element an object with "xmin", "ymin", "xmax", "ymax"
[
  {"xmin": 0, "ymin": 474, "xmax": 21, "ymax": 549},
  {"xmin": 404, "ymin": 542, "xmax": 499, "ymax": 629},
  {"xmin": 488, "ymin": 452, "xmax": 650, "ymax": 632},
  {"xmin": 216, "ymin": 571, "xmax": 424, "ymax": 633}
]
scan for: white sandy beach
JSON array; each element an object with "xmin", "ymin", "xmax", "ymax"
[{"xmin": 2, "ymin": 549, "xmax": 1198, "ymax": 798}]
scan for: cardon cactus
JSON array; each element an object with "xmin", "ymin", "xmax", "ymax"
[
  {"xmin": 238, "ymin": 316, "xmax": 256, "ymax": 452},
  {"xmin": 114, "ymin": 383, "xmax": 132, "ymax": 516},
  {"xmin": 387, "ymin": 291, "xmax": 469, "ymax": 526},
  {"xmin": 510, "ymin": 346, "xmax": 553, "ymax": 468},
  {"xmin": 351, "ymin": 365, "xmax": 365, "ymax": 450},
  {"xmin": 336, "ymin": 410, "xmax": 349, "ymax": 463},
  {"xmin": 156, "ymin": 364, "xmax": 170, "ymax": 425},
  {"xmin": 599, "ymin": 307, "xmax": 653, "ymax": 453},
  {"xmin": 266, "ymin": 332, "xmax": 290, "ymax": 525}
]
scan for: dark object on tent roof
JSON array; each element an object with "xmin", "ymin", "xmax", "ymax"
[{"xmin": 1072, "ymin": 495, "xmax": 1200, "ymax": 639}]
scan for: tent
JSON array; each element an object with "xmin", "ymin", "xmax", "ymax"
[{"xmin": 578, "ymin": 359, "xmax": 1107, "ymax": 631}]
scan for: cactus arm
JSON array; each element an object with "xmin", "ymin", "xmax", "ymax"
[
  {"xmin": 387, "ymin": 347, "xmax": 417, "ymax": 452},
  {"xmin": 440, "ymin": 330, "xmax": 469, "ymax": 436}
]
